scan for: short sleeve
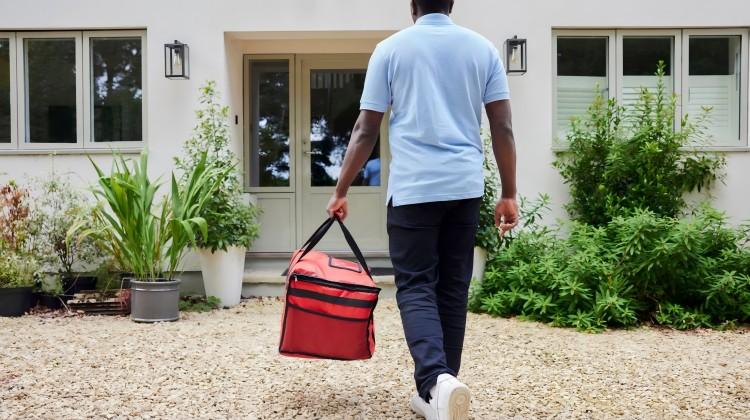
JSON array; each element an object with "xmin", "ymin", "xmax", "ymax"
[
  {"xmin": 360, "ymin": 44, "xmax": 391, "ymax": 112},
  {"xmin": 484, "ymin": 47, "xmax": 511, "ymax": 104}
]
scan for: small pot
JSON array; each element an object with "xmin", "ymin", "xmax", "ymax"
[
  {"xmin": 0, "ymin": 287, "xmax": 34, "ymax": 317},
  {"xmin": 119, "ymin": 273, "xmax": 133, "ymax": 289},
  {"xmin": 38, "ymin": 293, "xmax": 64, "ymax": 310},
  {"xmin": 62, "ymin": 275, "xmax": 98, "ymax": 295},
  {"xmin": 129, "ymin": 279, "xmax": 181, "ymax": 323}
]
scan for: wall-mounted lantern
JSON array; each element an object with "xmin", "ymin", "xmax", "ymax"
[
  {"xmin": 505, "ymin": 35, "xmax": 527, "ymax": 75},
  {"xmin": 164, "ymin": 40, "xmax": 189, "ymax": 79}
]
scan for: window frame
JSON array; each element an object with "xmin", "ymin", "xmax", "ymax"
[
  {"xmin": 16, "ymin": 31, "xmax": 84, "ymax": 150},
  {"xmin": 0, "ymin": 32, "xmax": 17, "ymax": 150},
  {"xmin": 681, "ymin": 28, "xmax": 748, "ymax": 148},
  {"xmin": 243, "ymin": 54, "xmax": 296, "ymax": 193},
  {"xmin": 82, "ymin": 30, "xmax": 148, "ymax": 150},
  {"xmin": 552, "ymin": 28, "xmax": 750, "ymax": 151},
  {"xmin": 0, "ymin": 29, "xmax": 145, "ymax": 153},
  {"xmin": 551, "ymin": 29, "xmax": 617, "ymax": 147}
]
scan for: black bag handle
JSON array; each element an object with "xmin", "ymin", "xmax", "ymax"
[{"xmin": 291, "ymin": 217, "xmax": 372, "ymax": 278}]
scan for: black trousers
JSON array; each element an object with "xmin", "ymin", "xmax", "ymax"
[{"xmin": 387, "ymin": 197, "xmax": 481, "ymax": 402}]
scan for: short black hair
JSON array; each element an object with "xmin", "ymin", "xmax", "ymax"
[{"xmin": 414, "ymin": 0, "xmax": 452, "ymax": 13}]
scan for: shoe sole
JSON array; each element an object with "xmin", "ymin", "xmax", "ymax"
[{"xmin": 447, "ymin": 385, "xmax": 470, "ymax": 420}]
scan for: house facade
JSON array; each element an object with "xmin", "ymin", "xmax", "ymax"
[{"xmin": 1, "ymin": 0, "xmax": 749, "ymax": 293}]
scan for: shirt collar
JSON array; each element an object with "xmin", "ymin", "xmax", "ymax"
[{"xmin": 415, "ymin": 13, "xmax": 454, "ymax": 26}]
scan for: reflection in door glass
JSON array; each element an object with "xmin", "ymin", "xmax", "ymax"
[
  {"xmin": 310, "ymin": 69, "xmax": 380, "ymax": 187},
  {"xmin": 250, "ymin": 61, "xmax": 290, "ymax": 187}
]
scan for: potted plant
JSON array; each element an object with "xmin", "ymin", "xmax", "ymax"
[
  {"xmin": 175, "ymin": 81, "xmax": 260, "ymax": 308},
  {"xmin": 0, "ymin": 181, "xmax": 38, "ymax": 316},
  {"xmin": 74, "ymin": 151, "xmax": 228, "ymax": 322},
  {"xmin": 29, "ymin": 172, "xmax": 105, "ymax": 300}
]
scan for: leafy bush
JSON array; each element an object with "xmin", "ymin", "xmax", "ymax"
[
  {"xmin": 0, "ymin": 251, "xmax": 37, "ymax": 288},
  {"xmin": 174, "ymin": 81, "xmax": 261, "ymax": 252},
  {"xmin": 476, "ymin": 132, "xmax": 502, "ymax": 251},
  {"xmin": 472, "ymin": 206, "xmax": 750, "ymax": 331},
  {"xmin": 554, "ymin": 63, "xmax": 725, "ymax": 226},
  {"xmin": 179, "ymin": 295, "xmax": 221, "ymax": 312},
  {"xmin": 28, "ymin": 172, "xmax": 105, "ymax": 276},
  {"xmin": 0, "ymin": 181, "xmax": 38, "ymax": 288}
]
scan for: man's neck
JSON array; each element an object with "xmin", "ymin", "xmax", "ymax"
[{"xmin": 415, "ymin": 11, "xmax": 450, "ymax": 20}]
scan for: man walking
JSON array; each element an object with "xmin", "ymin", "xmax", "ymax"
[{"xmin": 326, "ymin": 1, "xmax": 518, "ymax": 418}]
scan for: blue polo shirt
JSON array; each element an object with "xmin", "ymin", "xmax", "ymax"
[{"xmin": 360, "ymin": 13, "xmax": 510, "ymax": 206}]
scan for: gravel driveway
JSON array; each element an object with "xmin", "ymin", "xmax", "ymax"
[{"xmin": 1, "ymin": 298, "xmax": 748, "ymax": 419}]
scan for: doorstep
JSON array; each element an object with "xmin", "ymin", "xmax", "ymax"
[{"xmin": 242, "ymin": 268, "xmax": 395, "ymax": 286}]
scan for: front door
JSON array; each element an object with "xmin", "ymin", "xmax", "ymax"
[
  {"xmin": 245, "ymin": 54, "xmax": 389, "ymax": 254},
  {"xmin": 298, "ymin": 56, "xmax": 389, "ymax": 251}
]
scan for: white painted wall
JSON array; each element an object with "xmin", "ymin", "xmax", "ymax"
[{"xmin": 1, "ymin": 0, "xmax": 749, "ymax": 227}]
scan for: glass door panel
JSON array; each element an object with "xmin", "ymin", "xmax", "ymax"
[{"xmin": 309, "ymin": 69, "xmax": 380, "ymax": 187}]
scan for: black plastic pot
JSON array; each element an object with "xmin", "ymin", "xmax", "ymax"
[
  {"xmin": 130, "ymin": 279, "xmax": 181, "ymax": 323},
  {"xmin": 38, "ymin": 293, "xmax": 64, "ymax": 310},
  {"xmin": 0, "ymin": 287, "xmax": 34, "ymax": 317},
  {"xmin": 62, "ymin": 275, "xmax": 98, "ymax": 295},
  {"xmin": 119, "ymin": 273, "xmax": 133, "ymax": 289}
]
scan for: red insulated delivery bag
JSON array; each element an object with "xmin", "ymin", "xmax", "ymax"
[{"xmin": 279, "ymin": 217, "xmax": 381, "ymax": 360}]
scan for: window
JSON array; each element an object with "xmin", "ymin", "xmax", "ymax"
[
  {"xmin": 1, "ymin": 30, "xmax": 145, "ymax": 151},
  {"xmin": 683, "ymin": 30, "xmax": 745, "ymax": 147},
  {"xmin": 248, "ymin": 59, "xmax": 292, "ymax": 188},
  {"xmin": 553, "ymin": 29, "xmax": 748, "ymax": 148},
  {"xmin": 554, "ymin": 33, "xmax": 614, "ymax": 135},
  {"xmin": 25, "ymin": 37, "xmax": 79, "ymax": 144},
  {"xmin": 0, "ymin": 33, "xmax": 16, "ymax": 147},
  {"xmin": 89, "ymin": 36, "xmax": 143, "ymax": 143}
]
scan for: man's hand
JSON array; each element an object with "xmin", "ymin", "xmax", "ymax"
[
  {"xmin": 324, "ymin": 110, "xmax": 384, "ymax": 222},
  {"xmin": 327, "ymin": 194, "xmax": 349, "ymax": 221},
  {"xmin": 495, "ymin": 197, "xmax": 519, "ymax": 237}
]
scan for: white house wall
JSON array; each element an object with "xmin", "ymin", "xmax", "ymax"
[{"xmin": 0, "ymin": 0, "xmax": 749, "ymax": 225}]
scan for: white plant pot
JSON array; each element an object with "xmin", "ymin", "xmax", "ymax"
[
  {"xmin": 197, "ymin": 246, "xmax": 246, "ymax": 308},
  {"xmin": 472, "ymin": 246, "xmax": 488, "ymax": 283}
]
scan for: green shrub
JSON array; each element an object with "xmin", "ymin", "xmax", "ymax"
[
  {"xmin": 554, "ymin": 63, "xmax": 725, "ymax": 226},
  {"xmin": 174, "ymin": 81, "xmax": 261, "ymax": 252},
  {"xmin": 472, "ymin": 207, "xmax": 750, "ymax": 331},
  {"xmin": 179, "ymin": 295, "xmax": 221, "ymax": 312}
]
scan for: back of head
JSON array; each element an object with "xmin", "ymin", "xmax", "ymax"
[{"xmin": 414, "ymin": 0, "xmax": 453, "ymax": 14}]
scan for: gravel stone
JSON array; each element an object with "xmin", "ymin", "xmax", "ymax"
[{"xmin": 1, "ymin": 298, "xmax": 748, "ymax": 419}]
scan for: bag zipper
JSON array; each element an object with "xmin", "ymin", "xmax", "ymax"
[{"xmin": 291, "ymin": 274, "xmax": 381, "ymax": 294}]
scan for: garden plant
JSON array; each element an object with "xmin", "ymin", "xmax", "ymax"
[
  {"xmin": 471, "ymin": 66, "xmax": 750, "ymax": 331},
  {"xmin": 174, "ymin": 81, "xmax": 261, "ymax": 307}
]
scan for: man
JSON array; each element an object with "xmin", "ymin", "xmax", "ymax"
[{"xmin": 326, "ymin": 0, "xmax": 518, "ymax": 418}]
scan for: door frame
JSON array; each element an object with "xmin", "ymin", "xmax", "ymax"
[{"xmin": 243, "ymin": 53, "xmax": 390, "ymax": 253}]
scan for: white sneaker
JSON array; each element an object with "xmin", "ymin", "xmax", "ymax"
[
  {"xmin": 409, "ymin": 374, "xmax": 471, "ymax": 420},
  {"xmin": 410, "ymin": 393, "xmax": 437, "ymax": 420}
]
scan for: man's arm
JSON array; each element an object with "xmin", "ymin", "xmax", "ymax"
[
  {"xmin": 326, "ymin": 110, "xmax": 385, "ymax": 220},
  {"xmin": 485, "ymin": 99, "xmax": 519, "ymax": 236}
]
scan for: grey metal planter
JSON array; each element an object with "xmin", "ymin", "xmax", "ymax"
[{"xmin": 130, "ymin": 279, "xmax": 181, "ymax": 323}]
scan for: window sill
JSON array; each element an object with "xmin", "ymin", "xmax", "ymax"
[
  {"xmin": 0, "ymin": 147, "xmax": 143, "ymax": 156},
  {"xmin": 552, "ymin": 145, "xmax": 750, "ymax": 153}
]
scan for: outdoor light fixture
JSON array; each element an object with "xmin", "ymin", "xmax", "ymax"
[
  {"xmin": 505, "ymin": 35, "xmax": 527, "ymax": 75},
  {"xmin": 164, "ymin": 40, "xmax": 189, "ymax": 79}
]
